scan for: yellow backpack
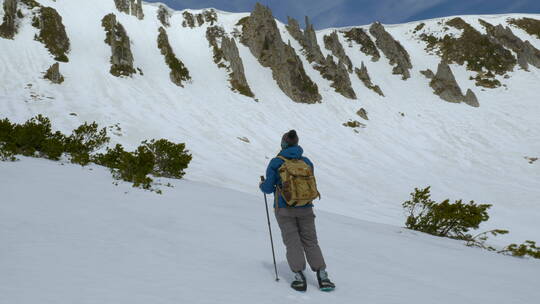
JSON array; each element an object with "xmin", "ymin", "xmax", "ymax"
[{"xmin": 276, "ymin": 156, "xmax": 320, "ymax": 207}]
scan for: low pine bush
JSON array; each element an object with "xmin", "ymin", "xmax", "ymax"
[
  {"xmin": 65, "ymin": 122, "xmax": 109, "ymax": 165},
  {"xmin": 0, "ymin": 115, "xmax": 192, "ymax": 191},
  {"xmin": 403, "ymin": 186, "xmax": 496, "ymax": 240},
  {"xmin": 403, "ymin": 187, "xmax": 511, "ymax": 252},
  {"xmin": 143, "ymin": 139, "xmax": 191, "ymax": 179}
]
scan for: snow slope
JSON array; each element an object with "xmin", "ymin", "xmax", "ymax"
[
  {"xmin": 0, "ymin": 0, "xmax": 539, "ymax": 245},
  {"xmin": 1, "ymin": 158, "xmax": 539, "ymax": 304}
]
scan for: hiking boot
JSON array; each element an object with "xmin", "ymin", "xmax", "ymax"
[
  {"xmin": 316, "ymin": 269, "xmax": 335, "ymax": 292},
  {"xmin": 291, "ymin": 271, "xmax": 307, "ymax": 292}
]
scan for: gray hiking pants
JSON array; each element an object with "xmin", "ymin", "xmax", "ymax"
[{"xmin": 274, "ymin": 207, "xmax": 327, "ymax": 273}]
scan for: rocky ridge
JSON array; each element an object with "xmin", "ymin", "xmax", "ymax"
[
  {"xmin": 158, "ymin": 27, "xmax": 191, "ymax": 87},
  {"xmin": 342, "ymin": 27, "xmax": 380, "ymax": 62},
  {"xmin": 286, "ymin": 16, "xmax": 356, "ymax": 99},
  {"xmin": 425, "ymin": 61, "xmax": 479, "ymax": 107},
  {"xmin": 239, "ymin": 4, "xmax": 321, "ymax": 103},
  {"xmin": 206, "ymin": 26, "xmax": 254, "ymax": 97},
  {"xmin": 101, "ymin": 13, "xmax": 136, "ymax": 77},
  {"xmin": 369, "ymin": 22, "xmax": 412, "ymax": 80},
  {"xmin": 355, "ymin": 63, "xmax": 384, "ymax": 96}
]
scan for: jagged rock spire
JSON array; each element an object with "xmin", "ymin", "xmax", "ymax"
[{"xmin": 240, "ymin": 3, "xmax": 321, "ymax": 103}]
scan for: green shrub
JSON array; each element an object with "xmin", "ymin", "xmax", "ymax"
[
  {"xmin": 65, "ymin": 122, "xmax": 109, "ymax": 165},
  {"xmin": 143, "ymin": 139, "xmax": 192, "ymax": 179},
  {"xmin": 403, "ymin": 187, "xmax": 494, "ymax": 239},
  {"xmin": 501, "ymin": 241, "xmax": 540, "ymax": 259},
  {"xmin": 5, "ymin": 115, "xmax": 66, "ymax": 160},
  {"xmin": 0, "ymin": 143, "xmax": 17, "ymax": 161},
  {"xmin": 1, "ymin": 116, "xmax": 192, "ymax": 191},
  {"xmin": 95, "ymin": 144, "xmax": 153, "ymax": 188}
]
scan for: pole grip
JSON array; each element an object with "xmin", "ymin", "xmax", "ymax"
[{"xmin": 260, "ymin": 176, "xmax": 265, "ymax": 182}]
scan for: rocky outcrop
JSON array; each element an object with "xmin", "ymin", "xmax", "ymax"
[
  {"xmin": 355, "ymin": 62, "xmax": 384, "ymax": 96},
  {"xmin": 43, "ymin": 62, "xmax": 64, "ymax": 84},
  {"xmin": 102, "ymin": 13, "xmax": 136, "ymax": 77},
  {"xmin": 464, "ymin": 89, "xmax": 479, "ymax": 107},
  {"xmin": 320, "ymin": 55, "xmax": 356, "ymax": 99},
  {"xmin": 157, "ymin": 5, "xmax": 171, "ymax": 27},
  {"xmin": 285, "ymin": 17, "xmax": 326, "ymax": 64},
  {"xmin": 32, "ymin": 6, "xmax": 70, "ymax": 62},
  {"xmin": 430, "ymin": 62, "xmax": 463, "ymax": 103},
  {"xmin": 222, "ymin": 36, "xmax": 255, "ymax": 97},
  {"xmin": 240, "ymin": 4, "xmax": 320, "ymax": 103},
  {"xmin": 207, "ymin": 26, "xmax": 254, "ymax": 97},
  {"xmin": 342, "ymin": 27, "xmax": 380, "ymax": 61},
  {"xmin": 356, "ymin": 108, "xmax": 369, "ymax": 120},
  {"xmin": 158, "ymin": 27, "xmax": 191, "ymax": 87},
  {"xmin": 323, "ymin": 31, "xmax": 353, "ymax": 72},
  {"xmin": 480, "ymin": 20, "xmax": 540, "ymax": 70},
  {"xmin": 114, "ymin": 0, "xmax": 144, "ymax": 20},
  {"xmin": 420, "ymin": 69, "xmax": 435, "ymax": 79},
  {"xmin": 421, "ymin": 18, "xmax": 515, "ymax": 88},
  {"xmin": 0, "ymin": 0, "xmax": 18, "ymax": 39},
  {"xmin": 286, "ymin": 17, "xmax": 356, "ymax": 99},
  {"xmin": 182, "ymin": 9, "xmax": 218, "ymax": 28},
  {"xmin": 429, "ymin": 61, "xmax": 479, "ymax": 107},
  {"xmin": 369, "ymin": 22, "xmax": 412, "ymax": 80}
]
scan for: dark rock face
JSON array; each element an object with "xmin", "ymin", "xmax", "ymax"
[
  {"xmin": 44, "ymin": 62, "xmax": 64, "ymax": 84},
  {"xmin": 420, "ymin": 69, "xmax": 435, "ymax": 79},
  {"xmin": 323, "ymin": 31, "xmax": 353, "ymax": 72},
  {"xmin": 158, "ymin": 27, "xmax": 191, "ymax": 87},
  {"xmin": 342, "ymin": 27, "xmax": 380, "ymax": 61},
  {"xmin": 355, "ymin": 62, "xmax": 384, "ymax": 96},
  {"xmin": 356, "ymin": 108, "xmax": 369, "ymax": 120},
  {"xmin": 430, "ymin": 62, "xmax": 463, "ymax": 103},
  {"xmin": 286, "ymin": 16, "xmax": 325, "ymax": 64},
  {"xmin": 114, "ymin": 0, "xmax": 144, "ymax": 20},
  {"xmin": 464, "ymin": 89, "xmax": 479, "ymax": 107},
  {"xmin": 369, "ymin": 22, "xmax": 412, "ymax": 80},
  {"xmin": 0, "ymin": 0, "xmax": 18, "ymax": 39},
  {"xmin": 320, "ymin": 55, "xmax": 356, "ymax": 99},
  {"xmin": 429, "ymin": 61, "xmax": 479, "ymax": 106},
  {"xmin": 157, "ymin": 5, "xmax": 170, "ymax": 27},
  {"xmin": 222, "ymin": 36, "xmax": 254, "ymax": 97},
  {"xmin": 480, "ymin": 20, "xmax": 540, "ymax": 70},
  {"xmin": 240, "ymin": 4, "xmax": 320, "ymax": 103},
  {"xmin": 33, "ymin": 6, "xmax": 70, "ymax": 62},
  {"xmin": 182, "ymin": 9, "xmax": 217, "ymax": 28},
  {"xmin": 286, "ymin": 17, "xmax": 356, "ymax": 99},
  {"xmin": 206, "ymin": 26, "xmax": 254, "ymax": 97},
  {"xmin": 102, "ymin": 13, "xmax": 136, "ymax": 77},
  {"xmin": 421, "ymin": 18, "xmax": 515, "ymax": 88}
]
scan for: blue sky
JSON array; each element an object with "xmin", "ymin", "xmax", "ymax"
[{"xmin": 149, "ymin": 0, "xmax": 540, "ymax": 29}]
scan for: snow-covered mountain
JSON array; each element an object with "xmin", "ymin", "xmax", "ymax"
[
  {"xmin": 1, "ymin": 0, "xmax": 539, "ymax": 246},
  {"xmin": 1, "ymin": 157, "xmax": 539, "ymax": 303}
]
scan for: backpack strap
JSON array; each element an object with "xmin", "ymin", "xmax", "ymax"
[
  {"xmin": 274, "ymin": 156, "xmax": 288, "ymax": 208},
  {"xmin": 276, "ymin": 155, "xmax": 288, "ymax": 162}
]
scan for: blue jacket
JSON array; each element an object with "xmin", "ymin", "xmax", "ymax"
[{"xmin": 259, "ymin": 145, "xmax": 314, "ymax": 208}]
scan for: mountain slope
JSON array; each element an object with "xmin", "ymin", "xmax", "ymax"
[
  {"xmin": 1, "ymin": 157, "xmax": 539, "ymax": 303},
  {"xmin": 0, "ymin": 0, "xmax": 539, "ymax": 244}
]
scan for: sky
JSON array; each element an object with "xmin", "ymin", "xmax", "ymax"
[{"xmin": 148, "ymin": 0, "xmax": 540, "ymax": 29}]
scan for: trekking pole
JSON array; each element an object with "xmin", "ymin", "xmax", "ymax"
[{"xmin": 261, "ymin": 176, "xmax": 279, "ymax": 282}]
